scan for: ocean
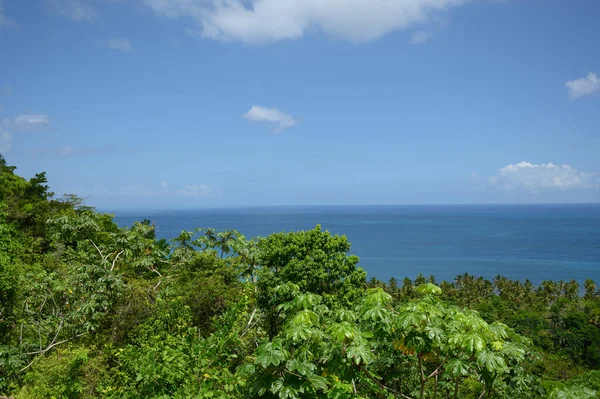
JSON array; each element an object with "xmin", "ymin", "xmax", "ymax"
[{"xmin": 112, "ymin": 204, "xmax": 600, "ymax": 285}]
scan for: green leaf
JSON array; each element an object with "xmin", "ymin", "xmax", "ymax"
[
  {"xmin": 446, "ymin": 358, "xmax": 470, "ymax": 376},
  {"xmin": 415, "ymin": 283, "xmax": 442, "ymax": 296},
  {"xmin": 330, "ymin": 322, "xmax": 358, "ymax": 343},
  {"xmin": 308, "ymin": 375, "xmax": 329, "ymax": 391},
  {"xmin": 477, "ymin": 350, "xmax": 508, "ymax": 373},
  {"xmin": 346, "ymin": 344, "xmax": 373, "ymax": 365},
  {"xmin": 287, "ymin": 359, "xmax": 316, "ymax": 376},
  {"xmin": 464, "ymin": 333, "xmax": 485, "ymax": 353}
]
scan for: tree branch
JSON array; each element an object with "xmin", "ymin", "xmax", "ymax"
[
  {"xmin": 426, "ymin": 358, "xmax": 447, "ymax": 380},
  {"xmin": 110, "ymin": 250, "xmax": 124, "ymax": 271},
  {"xmin": 358, "ymin": 363, "xmax": 414, "ymax": 399},
  {"xmin": 89, "ymin": 239, "xmax": 106, "ymax": 259},
  {"xmin": 21, "ymin": 332, "xmax": 88, "ymax": 372}
]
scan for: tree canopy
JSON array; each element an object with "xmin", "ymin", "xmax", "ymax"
[{"xmin": 0, "ymin": 155, "xmax": 599, "ymax": 399}]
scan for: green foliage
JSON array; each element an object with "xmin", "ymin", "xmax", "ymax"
[
  {"xmin": 16, "ymin": 347, "xmax": 105, "ymax": 399},
  {"xmin": 247, "ymin": 283, "xmax": 536, "ymax": 399},
  {"xmin": 255, "ymin": 226, "xmax": 367, "ymax": 337},
  {"xmin": 568, "ymin": 370, "xmax": 600, "ymax": 392},
  {"xmin": 548, "ymin": 385, "xmax": 597, "ymax": 399},
  {"xmin": 1, "ymin": 155, "xmax": 599, "ymax": 399}
]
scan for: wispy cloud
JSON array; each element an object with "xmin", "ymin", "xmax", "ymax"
[
  {"xmin": 67, "ymin": 182, "xmax": 221, "ymax": 200},
  {"xmin": 176, "ymin": 184, "xmax": 221, "ymax": 197},
  {"xmin": 113, "ymin": 184, "xmax": 151, "ymax": 197},
  {"xmin": 489, "ymin": 161, "xmax": 600, "ymax": 192},
  {"xmin": 12, "ymin": 114, "xmax": 50, "ymax": 130},
  {"xmin": 565, "ymin": 72, "xmax": 600, "ymax": 99},
  {"xmin": 103, "ymin": 37, "xmax": 135, "ymax": 52},
  {"xmin": 48, "ymin": 0, "xmax": 96, "ymax": 22},
  {"xmin": 244, "ymin": 105, "xmax": 297, "ymax": 133},
  {"xmin": 144, "ymin": 0, "xmax": 476, "ymax": 44},
  {"xmin": 410, "ymin": 31, "xmax": 433, "ymax": 44},
  {"xmin": 0, "ymin": 113, "xmax": 49, "ymax": 153}
]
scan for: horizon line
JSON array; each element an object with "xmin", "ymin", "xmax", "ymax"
[{"xmin": 98, "ymin": 202, "xmax": 600, "ymax": 213}]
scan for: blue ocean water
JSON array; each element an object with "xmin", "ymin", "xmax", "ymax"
[{"xmin": 112, "ymin": 204, "xmax": 600, "ymax": 285}]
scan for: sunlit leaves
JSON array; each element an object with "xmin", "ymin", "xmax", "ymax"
[
  {"xmin": 549, "ymin": 386, "xmax": 598, "ymax": 399},
  {"xmin": 330, "ymin": 322, "xmax": 360, "ymax": 344},
  {"xmin": 415, "ymin": 283, "xmax": 442, "ymax": 296},
  {"xmin": 247, "ymin": 282, "xmax": 533, "ymax": 399},
  {"xmin": 346, "ymin": 344, "xmax": 373, "ymax": 365},
  {"xmin": 464, "ymin": 332, "xmax": 486, "ymax": 353}
]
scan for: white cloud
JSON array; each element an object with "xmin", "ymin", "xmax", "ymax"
[
  {"xmin": 97, "ymin": 184, "xmax": 152, "ymax": 197},
  {"xmin": 144, "ymin": 0, "xmax": 473, "ymax": 44},
  {"xmin": 490, "ymin": 161, "xmax": 600, "ymax": 192},
  {"xmin": 161, "ymin": 180, "xmax": 169, "ymax": 192},
  {"xmin": 244, "ymin": 105, "xmax": 297, "ymax": 132},
  {"xmin": 103, "ymin": 38, "xmax": 135, "ymax": 52},
  {"xmin": 48, "ymin": 0, "xmax": 96, "ymax": 22},
  {"xmin": 0, "ymin": 130, "xmax": 12, "ymax": 153},
  {"xmin": 12, "ymin": 114, "xmax": 50, "ymax": 130},
  {"xmin": 410, "ymin": 30, "xmax": 432, "ymax": 44},
  {"xmin": 565, "ymin": 73, "xmax": 600, "ymax": 99},
  {"xmin": 176, "ymin": 184, "xmax": 220, "ymax": 197}
]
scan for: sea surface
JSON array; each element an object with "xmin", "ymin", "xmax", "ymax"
[{"xmin": 112, "ymin": 204, "xmax": 600, "ymax": 285}]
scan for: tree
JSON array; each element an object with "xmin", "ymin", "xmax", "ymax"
[
  {"xmin": 247, "ymin": 283, "xmax": 535, "ymax": 399},
  {"xmin": 255, "ymin": 225, "xmax": 367, "ymax": 338}
]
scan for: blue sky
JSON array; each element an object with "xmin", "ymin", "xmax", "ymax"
[{"xmin": 0, "ymin": 0, "xmax": 599, "ymax": 209}]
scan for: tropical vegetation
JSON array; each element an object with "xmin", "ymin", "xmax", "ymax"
[{"xmin": 1, "ymin": 154, "xmax": 599, "ymax": 398}]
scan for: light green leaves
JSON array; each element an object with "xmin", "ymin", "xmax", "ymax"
[
  {"xmin": 415, "ymin": 283, "xmax": 443, "ymax": 296},
  {"xmin": 330, "ymin": 321, "xmax": 361, "ymax": 343},
  {"xmin": 549, "ymin": 386, "xmax": 598, "ymax": 399},
  {"xmin": 363, "ymin": 288, "xmax": 392, "ymax": 306},
  {"xmin": 464, "ymin": 332, "xmax": 486, "ymax": 353},
  {"xmin": 346, "ymin": 344, "xmax": 373, "ymax": 365}
]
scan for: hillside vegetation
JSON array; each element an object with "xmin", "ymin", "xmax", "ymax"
[{"xmin": 1, "ymin": 155, "xmax": 599, "ymax": 398}]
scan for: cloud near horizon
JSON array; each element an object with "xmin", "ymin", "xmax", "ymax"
[
  {"xmin": 565, "ymin": 72, "xmax": 600, "ymax": 99},
  {"xmin": 244, "ymin": 105, "xmax": 297, "ymax": 132},
  {"xmin": 103, "ymin": 38, "xmax": 135, "ymax": 52},
  {"xmin": 57, "ymin": 181, "xmax": 220, "ymax": 200},
  {"xmin": 489, "ymin": 161, "xmax": 600, "ymax": 192},
  {"xmin": 144, "ymin": 0, "xmax": 473, "ymax": 44},
  {"xmin": 176, "ymin": 184, "xmax": 221, "ymax": 197}
]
